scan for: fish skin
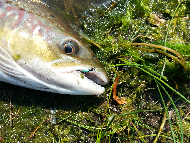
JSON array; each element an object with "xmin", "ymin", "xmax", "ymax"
[{"xmin": 0, "ymin": 0, "xmax": 108, "ymax": 95}]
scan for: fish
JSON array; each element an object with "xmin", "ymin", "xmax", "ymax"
[{"xmin": 0, "ymin": 0, "xmax": 108, "ymax": 95}]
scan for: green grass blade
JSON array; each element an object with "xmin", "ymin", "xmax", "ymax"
[
  {"xmin": 157, "ymin": 81, "xmax": 184, "ymax": 143},
  {"xmin": 155, "ymin": 79, "xmax": 176, "ymax": 143}
]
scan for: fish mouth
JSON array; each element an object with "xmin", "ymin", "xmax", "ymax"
[
  {"xmin": 50, "ymin": 65, "xmax": 108, "ymax": 95},
  {"xmin": 51, "ymin": 65, "xmax": 108, "ymax": 86},
  {"xmin": 78, "ymin": 67, "xmax": 108, "ymax": 86},
  {"xmin": 50, "ymin": 59, "xmax": 108, "ymax": 87},
  {"xmin": 66, "ymin": 68, "xmax": 108, "ymax": 95}
]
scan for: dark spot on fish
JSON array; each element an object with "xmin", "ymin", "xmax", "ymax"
[
  {"xmin": 50, "ymin": 14, "xmax": 55, "ymax": 18},
  {"xmin": 19, "ymin": 8, "xmax": 25, "ymax": 11}
]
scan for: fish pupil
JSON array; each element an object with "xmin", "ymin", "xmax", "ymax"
[{"xmin": 64, "ymin": 44, "xmax": 74, "ymax": 54}]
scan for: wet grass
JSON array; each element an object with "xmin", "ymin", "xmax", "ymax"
[{"xmin": 0, "ymin": 0, "xmax": 190, "ymax": 142}]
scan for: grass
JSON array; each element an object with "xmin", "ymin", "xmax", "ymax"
[{"xmin": 0, "ymin": 0, "xmax": 190, "ymax": 142}]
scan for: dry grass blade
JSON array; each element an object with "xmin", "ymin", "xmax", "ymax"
[
  {"xmin": 130, "ymin": 43, "xmax": 185, "ymax": 62},
  {"xmin": 129, "ymin": 43, "xmax": 187, "ymax": 69},
  {"xmin": 112, "ymin": 76, "xmax": 127, "ymax": 105}
]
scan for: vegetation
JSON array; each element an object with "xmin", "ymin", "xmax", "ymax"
[{"xmin": 0, "ymin": 0, "xmax": 190, "ymax": 142}]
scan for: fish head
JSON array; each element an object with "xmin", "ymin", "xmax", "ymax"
[{"xmin": 6, "ymin": 1, "xmax": 108, "ymax": 95}]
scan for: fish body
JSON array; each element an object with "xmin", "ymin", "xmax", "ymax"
[{"xmin": 0, "ymin": 0, "xmax": 108, "ymax": 95}]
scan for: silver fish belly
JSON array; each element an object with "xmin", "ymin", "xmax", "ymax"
[{"xmin": 0, "ymin": 0, "xmax": 108, "ymax": 95}]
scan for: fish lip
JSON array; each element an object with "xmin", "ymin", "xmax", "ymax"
[
  {"xmin": 51, "ymin": 66, "xmax": 108, "ymax": 86},
  {"xmin": 70, "ymin": 69, "xmax": 108, "ymax": 95},
  {"xmin": 73, "ymin": 68, "xmax": 109, "ymax": 86},
  {"xmin": 83, "ymin": 70, "xmax": 108, "ymax": 85},
  {"xmin": 50, "ymin": 65, "xmax": 108, "ymax": 95},
  {"xmin": 50, "ymin": 60, "xmax": 109, "ymax": 86}
]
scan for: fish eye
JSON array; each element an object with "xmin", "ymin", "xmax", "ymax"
[{"xmin": 61, "ymin": 40, "xmax": 80, "ymax": 55}]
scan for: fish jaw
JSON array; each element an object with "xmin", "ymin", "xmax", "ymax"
[
  {"xmin": 9, "ymin": 57, "xmax": 108, "ymax": 95},
  {"xmin": 57, "ymin": 71, "xmax": 107, "ymax": 95},
  {"xmin": 49, "ymin": 62, "xmax": 109, "ymax": 95}
]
